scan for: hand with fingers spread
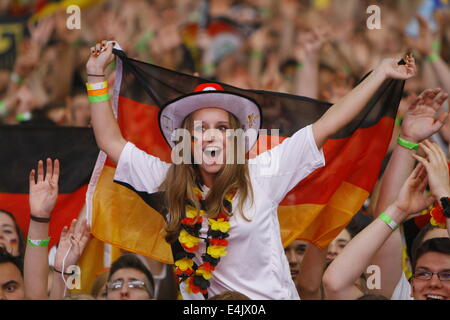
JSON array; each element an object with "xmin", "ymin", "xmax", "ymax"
[
  {"xmin": 29, "ymin": 158, "xmax": 60, "ymax": 218},
  {"xmin": 413, "ymin": 140, "xmax": 450, "ymax": 199},
  {"xmin": 401, "ymin": 88, "xmax": 449, "ymax": 143},
  {"xmin": 392, "ymin": 163, "xmax": 435, "ymax": 218},
  {"xmin": 53, "ymin": 219, "xmax": 91, "ymax": 273}
]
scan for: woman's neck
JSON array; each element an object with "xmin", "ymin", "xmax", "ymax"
[{"xmin": 199, "ymin": 170, "xmax": 216, "ymax": 189}]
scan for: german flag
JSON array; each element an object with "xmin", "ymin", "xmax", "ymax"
[
  {"xmin": 0, "ymin": 125, "xmax": 98, "ymax": 249},
  {"xmin": 87, "ymin": 49, "xmax": 405, "ymax": 264}
]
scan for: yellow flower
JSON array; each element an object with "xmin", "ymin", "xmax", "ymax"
[
  {"xmin": 175, "ymin": 258, "xmax": 194, "ymax": 271},
  {"xmin": 186, "ymin": 205, "xmax": 204, "ymax": 218},
  {"xmin": 207, "ymin": 245, "xmax": 227, "ymax": 259},
  {"xmin": 196, "ymin": 269, "xmax": 213, "ymax": 280},
  {"xmin": 430, "ymin": 217, "xmax": 446, "ymax": 229},
  {"xmin": 208, "ymin": 218, "xmax": 230, "ymax": 233},
  {"xmin": 179, "ymin": 229, "xmax": 200, "ymax": 248},
  {"xmin": 224, "ymin": 193, "xmax": 234, "ymax": 202},
  {"xmin": 194, "ymin": 188, "xmax": 203, "ymax": 200}
]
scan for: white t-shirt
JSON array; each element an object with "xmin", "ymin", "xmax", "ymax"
[
  {"xmin": 390, "ymin": 273, "xmax": 413, "ymax": 300},
  {"xmin": 114, "ymin": 124, "xmax": 325, "ymax": 300}
]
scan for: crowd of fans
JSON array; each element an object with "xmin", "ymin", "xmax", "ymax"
[{"xmin": 0, "ymin": 0, "xmax": 449, "ymax": 300}]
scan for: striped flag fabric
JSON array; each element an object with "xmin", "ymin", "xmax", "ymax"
[{"xmin": 86, "ymin": 48, "xmax": 405, "ymax": 264}]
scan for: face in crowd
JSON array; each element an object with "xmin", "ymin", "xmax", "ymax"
[
  {"xmin": 0, "ymin": 211, "xmax": 20, "ymax": 257},
  {"xmin": 190, "ymin": 107, "xmax": 241, "ymax": 175},
  {"xmin": 326, "ymin": 228, "xmax": 351, "ymax": 263},
  {"xmin": 412, "ymin": 250, "xmax": 450, "ymax": 300},
  {"xmin": 284, "ymin": 240, "xmax": 308, "ymax": 281},
  {"xmin": 0, "ymin": 260, "xmax": 24, "ymax": 300},
  {"xmin": 106, "ymin": 267, "xmax": 153, "ymax": 300}
]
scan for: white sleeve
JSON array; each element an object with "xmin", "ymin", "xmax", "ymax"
[
  {"xmin": 113, "ymin": 142, "xmax": 171, "ymax": 193},
  {"xmin": 390, "ymin": 273, "xmax": 413, "ymax": 300},
  {"xmin": 249, "ymin": 124, "xmax": 325, "ymax": 204}
]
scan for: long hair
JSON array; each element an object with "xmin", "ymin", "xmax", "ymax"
[
  {"xmin": 161, "ymin": 111, "xmax": 254, "ymax": 243},
  {"xmin": 0, "ymin": 209, "xmax": 26, "ymax": 259}
]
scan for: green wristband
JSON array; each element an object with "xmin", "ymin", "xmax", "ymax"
[
  {"xmin": 379, "ymin": 212, "xmax": 399, "ymax": 230},
  {"xmin": 427, "ymin": 52, "xmax": 439, "ymax": 63},
  {"xmin": 27, "ymin": 237, "xmax": 50, "ymax": 247},
  {"xmin": 397, "ymin": 136, "xmax": 419, "ymax": 150},
  {"xmin": 250, "ymin": 50, "xmax": 263, "ymax": 58},
  {"xmin": 88, "ymin": 93, "xmax": 110, "ymax": 103},
  {"xmin": 432, "ymin": 40, "xmax": 441, "ymax": 54},
  {"xmin": 394, "ymin": 117, "xmax": 403, "ymax": 127},
  {"xmin": 0, "ymin": 100, "xmax": 7, "ymax": 117},
  {"xmin": 15, "ymin": 111, "xmax": 32, "ymax": 122}
]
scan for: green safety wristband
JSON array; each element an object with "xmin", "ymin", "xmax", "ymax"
[
  {"xmin": 15, "ymin": 111, "xmax": 31, "ymax": 122},
  {"xmin": 379, "ymin": 212, "xmax": 399, "ymax": 231},
  {"xmin": 427, "ymin": 52, "xmax": 439, "ymax": 63},
  {"xmin": 394, "ymin": 117, "xmax": 403, "ymax": 127},
  {"xmin": 27, "ymin": 237, "xmax": 50, "ymax": 247},
  {"xmin": 88, "ymin": 93, "xmax": 110, "ymax": 103},
  {"xmin": 0, "ymin": 100, "xmax": 7, "ymax": 117},
  {"xmin": 397, "ymin": 136, "xmax": 419, "ymax": 150},
  {"xmin": 432, "ymin": 40, "xmax": 441, "ymax": 54},
  {"xmin": 250, "ymin": 50, "xmax": 263, "ymax": 58},
  {"xmin": 11, "ymin": 72, "xmax": 24, "ymax": 85}
]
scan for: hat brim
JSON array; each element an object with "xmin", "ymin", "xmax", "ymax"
[{"xmin": 159, "ymin": 91, "xmax": 262, "ymax": 151}]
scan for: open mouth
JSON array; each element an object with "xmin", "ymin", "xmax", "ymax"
[
  {"xmin": 203, "ymin": 146, "xmax": 222, "ymax": 162},
  {"xmin": 425, "ymin": 295, "xmax": 447, "ymax": 300}
]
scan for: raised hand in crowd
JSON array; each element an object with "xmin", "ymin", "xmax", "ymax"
[
  {"xmin": 50, "ymin": 218, "xmax": 90, "ymax": 300},
  {"xmin": 24, "ymin": 158, "xmax": 59, "ymax": 299},
  {"xmin": 401, "ymin": 88, "xmax": 449, "ymax": 144},
  {"xmin": 323, "ymin": 163, "xmax": 434, "ymax": 299},
  {"xmin": 413, "ymin": 140, "xmax": 450, "ymax": 199}
]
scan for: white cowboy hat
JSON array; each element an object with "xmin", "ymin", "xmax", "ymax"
[{"xmin": 159, "ymin": 83, "xmax": 262, "ymax": 152}]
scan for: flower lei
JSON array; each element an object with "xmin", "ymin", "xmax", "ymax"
[
  {"xmin": 430, "ymin": 201, "xmax": 447, "ymax": 229},
  {"xmin": 174, "ymin": 186, "xmax": 236, "ymax": 298}
]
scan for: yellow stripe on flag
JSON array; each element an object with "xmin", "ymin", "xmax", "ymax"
[
  {"xmin": 91, "ymin": 166, "xmax": 173, "ymax": 263},
  {"xmin": 279, "ymin": 181, "xmax": 369, "ymax": 248}
]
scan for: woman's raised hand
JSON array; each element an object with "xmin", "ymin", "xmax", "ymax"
[{"xmin": 86, "ymin": 40, "xmax": 115, "ymax": 74}]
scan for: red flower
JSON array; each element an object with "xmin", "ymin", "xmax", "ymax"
[
  {"xmin": 209, "ymin": 238, "xmax": 228, "ymax": 246},
  {"xmin": 182, "ymin": 243, "xmax": 199, "ymax": 253},
  {"xmin": 198, "ymin": 262, "xmax": 215, "ymax": 272},
  {"xmin": 181, "ymin": 217, "xmax": 202, "ymax": 225},
  {"xmin": 431, "ymin": 206, "xmax": 446, "ymax": 224},
  {"xmin": 217, "ymin": 212, "xmax": 229, "ymax": 220}
]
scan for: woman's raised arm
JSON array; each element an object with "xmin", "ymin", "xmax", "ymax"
[{"xmin": 86, "ymin": 40, "xmax": 126, "ymax": 165}]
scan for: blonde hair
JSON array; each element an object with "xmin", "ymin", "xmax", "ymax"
[{"xmin": 162, "ymin": 111, "xmax": 253, "ymax": 243}]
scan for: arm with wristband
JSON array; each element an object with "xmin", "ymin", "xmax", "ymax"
[
  {"xmin": 86, "ymin": 40, "xmax": 127, "ymax": 165},
  {"xmin": 323, "ymin": 163, "xmax": 434, "ymax": 299},
  {"xmin": 24, "ymin": 158, "xmax": 59, "ymax": 299},
  {"xmin": 49, "ymin": 218, "xmax": 90, "ymax": 300},
  {"xmin": 369, "ymin": 88, "xmax": 448, "ymax": 299},
  {"xmin": 322, "ymin": 88, "xmax": 448, "ymax": 299}
]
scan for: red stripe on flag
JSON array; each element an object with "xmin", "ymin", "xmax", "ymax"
[
  {"xmin": 281, "ymin": 117, "xmax": 393, "ymax": 206},
  {"xmin": 0, "ymin": 185, "xmax": 88, "ymax": 248}
]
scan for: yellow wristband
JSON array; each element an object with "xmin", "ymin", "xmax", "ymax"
[{"xmin": 86, "ymin": 81, "xmax": 108, "ymax": 91}]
